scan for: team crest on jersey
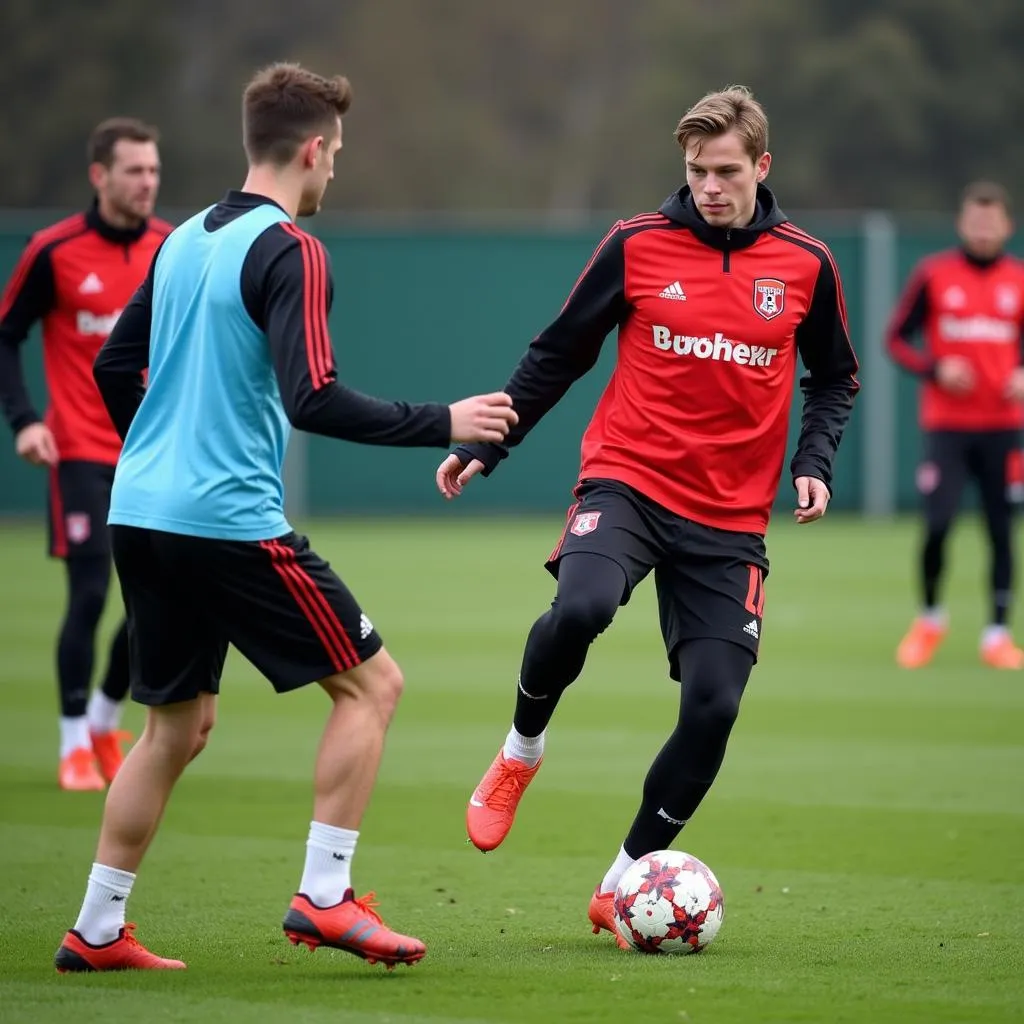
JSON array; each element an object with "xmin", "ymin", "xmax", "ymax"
[
  {"xmin": 570, "ymin": 511, "xmax": 601, "ymax": 536},
  {"xmin": 996, "ymin": 285, "xmax": 1020, "ymax": 316},
  {"xmin": 66, "ymin": 513, "xmax": 91, "ymax": 544},
  {"xmin": 753, "ymin": 278, "xmax": 786, "ymax": 321},
  {"xmin": 942, "ymin": 285, "xmax": 966, "ymax": 309}
]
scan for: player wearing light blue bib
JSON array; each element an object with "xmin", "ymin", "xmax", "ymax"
[{"xmin": 56, "ymin": 60, "xmax": 516, "ymax": 976}]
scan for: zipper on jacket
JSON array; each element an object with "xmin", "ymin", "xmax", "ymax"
[{"xmin": 722, "ymin": 230, "xmax": 731, "ymax": 273}]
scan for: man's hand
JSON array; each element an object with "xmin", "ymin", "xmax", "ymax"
[
  {"xmin": 448, "ymin": 392, "xmax": 518, "ymax": 444},
  {"xmin": 794, "ymin": 476, "xmax": 829, "ymax": 524},
  {"xmin": 935, "ymin": 355, "xmax": 975, "ymax": 395},
  {"xmin": 1005, "ymin": 367, "xmax": 1024, "ymax": 402},
  {"xmin": 14, "ymin": 422, "xmax": 58, "ymax": 467},
  {"xmin": 436, "ymin": 454, "xmax": 485, "ymax": 499}
]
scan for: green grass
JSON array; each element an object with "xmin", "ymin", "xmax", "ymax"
[{"xmin": 1, "ymin": 514, "xmax": 1022, "ymax": 1023}]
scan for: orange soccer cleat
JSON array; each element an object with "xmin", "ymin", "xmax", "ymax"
[
  {"xmin": 58, "ymin": 747, "xmax": 106, "ymax": 792},
  {"xmin": 90, "ymin": 729, "xmax": 133, "ymax": 783},
  {"xmin": 980, "ymin": 633, "xmax": 1024, "ymax": 669},
  {"xmin": 588, "ymin": 889, "xmax": 631, "ymax": 950},
  {"xmin": 895, "ymin": 616, "xmax": 948, "ymax": 669},
  {"xmin": 466, "ymin": 749, "xmax": 543, "ymax": 852},
  {"xmin": 283, "ymin": 890, "xmax": 425, "ymax": 969},
  {"xmin": 54, "ymin": 923, "xmax": 186, "ymax": 972}
]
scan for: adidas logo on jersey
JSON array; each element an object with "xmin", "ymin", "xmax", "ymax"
[
  {"xmin": 659, "ymin": 280, "xmax": 687, "ymax": 301},
  {"xmin": 652, "ymin": 325, "xmax": 778, "ymax": 367},
  {"xmin": 743, "ymin": 619, "xmax": 760, "ymax": 639},
  {"xmin": 78, "ymin": 272, "xmax": 104, "ymax": 294},
  {"xmin": 359, "ymin": 613, "xmax": 374, "ymax": 640}
]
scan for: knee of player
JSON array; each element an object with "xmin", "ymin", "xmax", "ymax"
[
  {"xmin": 369, "ymin": 654, "xmax": 404, "ymax": 720},
  {"xmin": 326, "ymin": 649, "xmax": 405, "ymax": 720},
  {"xmin": 686, "ymin": 675, "xmax": 743, "ymax": 728},
  {"xmin": 191, "ymin": 717, "xmax": 216, "ymax": 758},
  {"xmin": 144, "ymin": 719, "xmax": 205, "ymax": 770},
  {"xmin": 553, "ymin": 590, "xmax": 619, "ymax": 638},
  {"xmin": 69, "ymin": 579, "xmax": 108, "ymax": 625}
]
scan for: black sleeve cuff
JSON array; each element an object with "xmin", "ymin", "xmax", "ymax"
[
  {"xmin": 452, "ymin": 443, "xmax": 507, "ymax": 476},
  {"xmin": 790, "ymin": 458, "xmax": 832, "ymax": 494},
  {"xmin": 9, "ymin": 410, "xmax": 43, "ymax": 435}
]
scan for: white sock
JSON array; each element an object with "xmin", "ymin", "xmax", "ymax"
[
  {"xmin": 922, "ymin": 606, "xmax": 947, "ymax": 628},
  {"xmin": 600, "ymin": 845, "xmax": 638, "ymax": 896},
  {"xmin": 59, "ymin": 716, "xmax": 91, "ymax": 760},
  {"xmin": 73, "ymin": 863, "xmax": 135, "ymax": 945},
  {"xmin": 981, "ymin": 624, "xmax": 1010, "ymax": 649},
  {"xmin": 502, "ymin": 726, "xmax": 545, "ymax": 767},
  {"xmin": 298, "ymin": 821, "xmax": 359, "ymax": 907},
  {"xmin": 86, "ymin": 690, "xmax": 123, "ymax": 735}
]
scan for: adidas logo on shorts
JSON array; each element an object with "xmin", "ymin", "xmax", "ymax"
[{"xmin": 743, "ymin": 619, "xmax": 759, "ymax": 639}]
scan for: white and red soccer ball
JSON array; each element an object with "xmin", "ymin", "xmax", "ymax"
[{"xmin": 614, "ymin": 849, "xmax": 725, "ymax": 954}]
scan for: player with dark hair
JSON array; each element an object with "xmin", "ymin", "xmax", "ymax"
[
  {"xmin": 890, "ymin": 181, "xmax": 1024, "ymax": 669},
  {"xmin": 436, "ymin": 85, "xmax": 859, "ymax": 947},
  {"xmin": 53, "ymin": 62, "xmax": 517, "ymax": 973},
  {"xmin": 0, "ymin": 117, "xmax": 167, "ymax": 790}
]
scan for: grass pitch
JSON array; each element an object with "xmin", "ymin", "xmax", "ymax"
[{"xmin": 1, "ymin": 515, "xmax": 1022, "ymax": 1023}]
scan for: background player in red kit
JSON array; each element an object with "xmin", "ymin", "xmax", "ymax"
[
  {"xmin": 0, "ymin": 118, "xmax": 169, "ymax": 789},
  {"xmin": 889, "ymin": 183, "xmax": 1024, "ymax": 670},
  {"xmin": 435, "ymin": 85, "xmax": 859, "ymax": 945}
]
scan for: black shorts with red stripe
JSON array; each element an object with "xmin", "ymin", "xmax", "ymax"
[
  {"xmin": 545, "ymin": 479, "xmax": 770, "ymax": 676},
  {"xmin": 47, "ymin": 460, "xmax": 116, "ymax": 559},
  {"xmin": 110, "ymin": 525, "xmax": 382, "ymax": 706}
]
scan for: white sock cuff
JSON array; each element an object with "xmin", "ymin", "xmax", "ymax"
[
  {"xmin": 87, "ymin": 691, "xmax": 123, "ymax": 733},
  {"xmin": 89, "ymin": 862, "xmax": 136, "ymax": 895},
  {"xmin": 308, "ymin": 821, "xmax": 359, "ymax": 850},
  {"xmin": 600, "ymin": 845, "xmax": 637, "ymax": 896},
  {"xmin": 508, "ymin": 727, "xmax": 544, "ymax": 750}
]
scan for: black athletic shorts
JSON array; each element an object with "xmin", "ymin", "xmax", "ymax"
[
  {"xmin": 917, "ymin": 430, "xmax": 1024, "ymax": 523},
  {"xmin": 47, "ymin": 460, "xmax": 115, "ymax": 560},
  {"xmin": 110, "ymin": 525, "xmax": 383, "ymax": 706},
  {"xmin": 545, "ymin": 478, "xmax": 769, "ymax": 678}
]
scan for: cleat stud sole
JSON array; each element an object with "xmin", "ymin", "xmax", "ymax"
[{"xmin": 284, "ymin": 930, "xmax": 320, "ymax": 951}]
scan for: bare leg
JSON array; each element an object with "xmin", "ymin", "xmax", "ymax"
[
  {"xmin": 95, "ymin": 697, "xmax": 208, "ymax": 871},
  {"xmin": 282, "ymin": 647, "xmax": 425, "ymax": 964},
  {"xmin": 312, "ymin": 647, "xmax": 404, "ymax": 828}
]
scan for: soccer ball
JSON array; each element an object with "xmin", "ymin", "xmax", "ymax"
[{"xmin": 613, "ymin": 849, "xmax": 725, "ymax": 954}]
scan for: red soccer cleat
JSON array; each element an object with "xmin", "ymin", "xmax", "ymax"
[
  {"xmin": 90, "ymin": 729, "xmax": 133, "ymax": 783},
  {"xmin": 588, "ymin": 888, "xmax": 631, "ymax": 950},
  {"xmin": 58, "ymin": 747, "xmax": 106, "ymax": 792},
  {"xmin": 466, "ymin": 749, "xmax": 543, "ymax": 852},
  {"xmin": 54, "ymin": 923, "xmax": 186, "ymax": 972},
  {"xmin": 283, "ymin": 890, "xmax": 426, "ymax": 969},
  {"xmin": 980, "ymin": 633, "xmax": 1024, "ymax": 669},
  {"xmin": 895, "ymin": 616, "xmax": 947, "ymax": 668}
]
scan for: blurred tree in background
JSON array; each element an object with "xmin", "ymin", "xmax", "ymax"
[{"xmin": 1, "ymin": 0, "xmax": 1021, "ymax": 215}]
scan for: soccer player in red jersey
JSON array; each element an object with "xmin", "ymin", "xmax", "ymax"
[
  {"xmin": 0, "ymin": 119, "xmax": 169, "ymax": 790},
  {"xmin": 889, "ymin": 182, "xmax": 1024, "ymax": 670},
  {"xmin": 435, "ymin": 85, "xmax": 860, "ymax": 945}
]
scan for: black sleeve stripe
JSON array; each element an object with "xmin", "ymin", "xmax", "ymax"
[
  {"xmin": 0, "ymin": 215, "xmax": 87, "ymax": 321},
  {"xmin": 559, "ymin": 221, "xmax": 625, "ymax": 313},
  {"xmin": 770, "ymin": 223, "xmax": 851, "ymax": 335},
  {"xmin": 769, "ymin": 225, "xmax": 858, "ymax": 374}
]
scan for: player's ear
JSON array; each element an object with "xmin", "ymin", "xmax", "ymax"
[
  {"xmin": 299, "ymin": 136, "xmax": 322, "ymax": 170},
  {"xmin": 755, "ymin": 152, "xmax": 771, "ymax": 182},
  {"xmin": 87, "ymin": 162, "xmax": 107, "ymax": 193}
]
